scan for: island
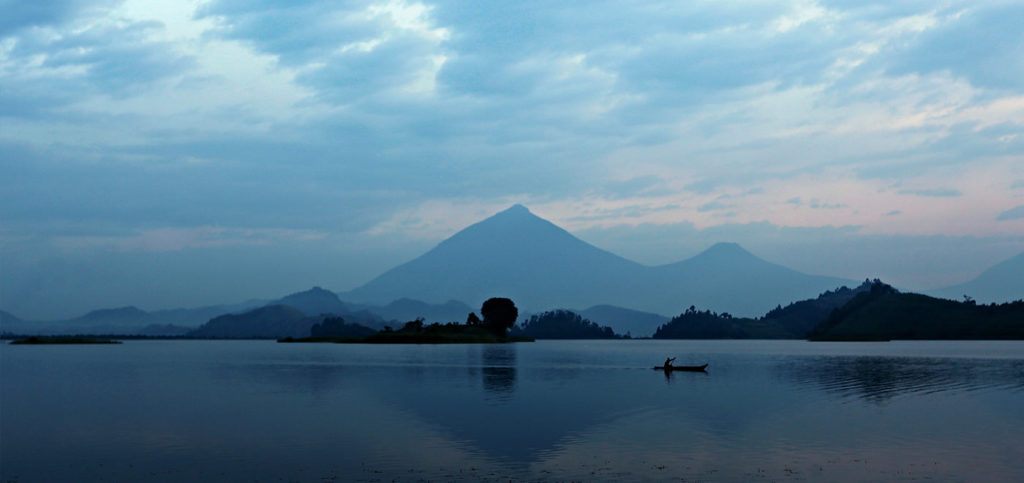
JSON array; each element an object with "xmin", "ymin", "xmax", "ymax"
[{"xmin": 279, "ymin": 297, "xmax": 534, "ymax": 344}]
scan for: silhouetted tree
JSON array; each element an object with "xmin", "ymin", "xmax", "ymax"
[
  {"xmin": 512, "ymin": 309, "xmax": 621, "ymax": 339},
  {"xmin": 466, "ymin": 312, "xmax": 482, "ymax": 326},
  {"xmin": 481, "ymin": 297, "xmax": 518, "ymax": 336},
  {"xmin": 402, "ymin": 318, "xmax": 425, "ymax": 332}
]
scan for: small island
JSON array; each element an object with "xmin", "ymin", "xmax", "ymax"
[
  {"xmin": 9, "ymin": 336, "xmax": 122, "ymax": 345},
  {"xmin": 279, "ymin": 297, "xmax": 533, "ymax": 344}
]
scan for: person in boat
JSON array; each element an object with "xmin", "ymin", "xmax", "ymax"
[{"xmin": 663, "ymin": 357, "xmax": 676, "ymax": 368}]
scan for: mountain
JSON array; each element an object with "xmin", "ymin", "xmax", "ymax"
[
  {"xmin": 345, "ymin": 205, "xmax": 853, "ymax": 317},
  {"xmin": 271, "ymin": 287, "xmax": 349, "ymax": 316},
  {"xmin": 145, "ymin": 300, "xmax": 266, "ymax": 326},
  {"xmin": 578, "ymin": 305, "xmax": 669, "ymax": 338},
  {"xmin": 651, "ymin": 280, "xmax": 873, "ymax": 339},
  {"xmin": 932, "ymin": 252, "xmax": 1024, "ymax": 303},
  {"xmin": 189, "ymin": 305, "xmax": 315, "ymax": 339},
  {"xmin": 640, "ymin": 242, "xmax": 852, "ymax": 316},
  {"xmin": 75, "ymin": 306, "xmax": 149, "ymax": 324},
  {"xmin": 0, "ymin": 310, "xmax": 25, "ymax": 334},
  {"xmin": 1, "ymin": 310, "xmax": 23, "ymax": 325},
  {"xmin": 808, "ymin": 282, "xmax": 1024, "ymax": 340},
  {"xmin": 345, "ymin": 204, "xmax": 648, "ymax": 312}
]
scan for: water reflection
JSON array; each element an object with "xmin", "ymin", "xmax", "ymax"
[
  {"xmin": 779, "ymin": 355, "xmax": 1024, "ymax": 404},
  {"xmin": 6, "ymin": 341, "xmax": 1024, "ymax": 482},
  {"xmin": 482, "ymin": 345, "xmax": 517, "ymax": 395}
]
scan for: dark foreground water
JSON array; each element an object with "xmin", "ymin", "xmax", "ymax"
[{"xmin": 2, "ymin": 340, "xmax": 1023, "ymax": 482}]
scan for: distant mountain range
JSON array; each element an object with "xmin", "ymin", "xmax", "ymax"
[
  {"xmin": 931, "ymin": 252, "xmax": 1024, "ymax": 303},
  {"xmin": 344, "ymin": 204, "xmax": 853, "ymax": 317},
  {"xmin": 0, "ymin": 287, "xmax": 467, "ymax": 337},
  {"xmin": 3, "ymin": 205, "xmax": 1020, "ymax": 338}
]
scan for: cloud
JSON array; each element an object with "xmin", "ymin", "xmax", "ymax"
[
  {"xmin": 4, "ymin": 0, "xmax": 1024, "ymax": 317},
  {"xmin": 898, "ymin": 188, "xmax": 963, "ymax": 197},
  {"xmin": 878, "ymin": 4, "xmax": 1024, "ymax": 89},
  {"xmin": 697, "ymin": 201, "xmax": 730, "ymax": 212},
  {"xmin": 997, "ymin": 205, "xmax": 1024, "ymax": 221}
]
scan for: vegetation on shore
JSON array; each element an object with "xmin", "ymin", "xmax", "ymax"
[
  {"xmin": 279, "ymin": 297, "xmax": 534, "ymax": 344},
  {"xmin": 511, "ymin": 310, "xmax": 624, "ymax": 339},
  {"xmin": 653, "ymin": 280, "xmax": 1024, "ymax": 340},
  {"xmin": 808, "ymin": 282, "xmax": 1024, "ymax": 340}
]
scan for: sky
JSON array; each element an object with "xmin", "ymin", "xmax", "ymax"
[{"xmin": 2, "ymin": 0, "xmax": 1023, "ymax": 319}]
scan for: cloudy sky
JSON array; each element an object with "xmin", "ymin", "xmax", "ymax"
[{"xmin": 2, "ymin": 0, "xmax": 1023, "ymax": 318}]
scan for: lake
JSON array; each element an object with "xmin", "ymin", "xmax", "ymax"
[{"xmin": 2, "ymin": 340, "xmax": 1023, "ymax": 482}]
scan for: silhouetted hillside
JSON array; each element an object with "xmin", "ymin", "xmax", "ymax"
[
  {"xmin": 189, "ymin": 305, "xmax": 314, "ymax": 339},
  {"xmin": 271, "ymin": 287, "xmax": 349, "ymax": 316},
  {"xmin": 1, "ymin": 310, "xmax": 23, "ymax": 325},
  {"xmin": 76, "ymin": 306, "xmax": 148, "ymax": 323},
  {"xmin": 578, "ymin": 305, "xmax": 668, "ymax": 337},
  {"xmin": 652, "ymin": 282, "xmax": 873, "ymax": 339},
  {"xmin": 145, "ymin": 300, "xmax": 265, "ymax": 326},
  {"xmin": 511, "ymin": 310, "xmax": 621, "ymax": 339},
  {"xmin": 652, "ymin": 306, "xmax": 789, "ymax": 339},
  {"xmin": 761, "ymin": 280, "xmax": 873, "ymax": 336},
  {"xmin": 932, "ymin": 252, "xmax": 1024, "ymax": 304},
  {"xmin": 309, "ymin": 316, "xmax": 378, "ymax": 338},
  {"xmin": 809, "ymin": 282, "xmax": 1024, "ymax": 340}
]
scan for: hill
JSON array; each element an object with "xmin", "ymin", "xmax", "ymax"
[
  {"xmin": 652, "ymin": 281, "xmax": 874, "ymax": 339},
  {"xmin": 189, "ymin": 305, "xmax": 315, "ymax": 339},
  {"xmin": 271, "ymin": 287, "xmax": 349, "ymax": 316},
  {"xmin": 932, "ymin": 252, "xmax": 1024, "ymax": 303},
  {"xmin": 75, "ymin": 306, "xmax": 148, "ymax": 324},
  {"xmin": 652, "ymin": 307, "xmax": 788, "ymax": 339},
  {"xmin": 511, "ymin": 310, "xmax": 622, "ymax": 339},
  {"xmin": 345, "ymin": 205, "xmax": 853, "ymax": 317},
  {"xmin": 808, "ymin": 282, "xmax": 1024, "ymax": 340},
  {"xmin": 760, "ymin": 281, "xmax": 873, "ymax": 336},
  {"xmin": 578, "ymin": 305, "xmax": 669, "ymax": 337},
  {"xmin": 1, "ymin": 310, "xmax": 23, "ymax": 325}
]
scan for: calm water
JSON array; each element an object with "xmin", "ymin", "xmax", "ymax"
[{"xmin": 2, "ymin": 340, "xmax": 1023, "ymax": 482}]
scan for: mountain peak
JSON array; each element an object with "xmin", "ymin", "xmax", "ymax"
[
  {"xmin": 501, "ymin": 204, "xmax": 531, "ymax": 215},
  {"xmin": 487, "ymin": 204, "xmax": 536, "ymax": 222},
  {"xmin": 699, "ymin": 242, "xmax": 754, "ymax": 258}
]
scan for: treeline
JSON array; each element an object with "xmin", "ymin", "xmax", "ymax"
[
  {"xmin": 654, "ymin": 280, "xmax": 1024, "ymax": 340},
  {"xmin": 510, "ymin": 310, "xmax": 624, "ymax": 339}
]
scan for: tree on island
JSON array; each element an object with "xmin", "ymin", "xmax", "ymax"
[{"xmin": 481, "ymin": 297, "xmax": 518, "ymax": 336}]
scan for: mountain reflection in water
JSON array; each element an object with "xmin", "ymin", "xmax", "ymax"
[{"xmin": 779, "ymin": 355, "xmax": 1024, "ymax": 403}]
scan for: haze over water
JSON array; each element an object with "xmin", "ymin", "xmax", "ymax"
[{"xmin": 3, "ymin": 340, "xmax": 1022, "ymax": 482}]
